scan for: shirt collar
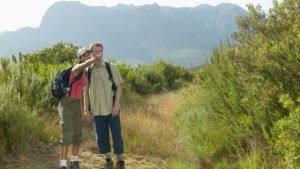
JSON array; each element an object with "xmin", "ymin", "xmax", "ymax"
[{"xmin": 92, "ymin": 60, "xmax": 106, "ymax": 69}]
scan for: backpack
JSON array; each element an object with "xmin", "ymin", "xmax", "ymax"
[
  {"xmin": 87, "ymin": 62, "xmax": 117, "ymax": 107},
  {"xmin": 51, "ymin": 66, "xmax": 83, "ymax": 99}
]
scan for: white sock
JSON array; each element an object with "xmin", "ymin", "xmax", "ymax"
[
  {"xmin": 60, "ymin": 160, "xmax": 67, "ymax": 167},
  {"xmin": 71, "ymin": 155, "xmax": 79, "ymax": 162},
  {"xmin": 105, "ymin": 154, "xmax": 112, "ymax": 161},
  {"xmin": 117, "ymin": 155, "xmax": 124, "ymax": 162}
]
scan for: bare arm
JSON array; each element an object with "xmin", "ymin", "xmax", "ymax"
[
  {"xmin": 84, "ymin": 89, "xmax": 90, "ymax": 113},
  {"xmin": 71, "ymin": 57, "xmax": 97, "ymax": 76},
  {"xmin": 84, "ymin": 88, "xmax": 92, "ymax": 121},
  {"xmin": 112, "ymin": 84, "xmax": 123, "ymax": 117}
]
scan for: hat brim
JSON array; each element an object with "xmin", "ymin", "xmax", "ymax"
[{"xmin": 78, "ymin": 50, "xmax": 90, "ymax": 58}]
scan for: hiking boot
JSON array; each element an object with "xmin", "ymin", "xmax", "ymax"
[
  {"xmin": 70, "ymin": 161, "xmax": 80, "ymax": 169},
  {"xmin": 60, "ymin": 167, "xmax": 67, "ymax": 169},
  {"xmin": 116, "ymin": 161, "xmax": 125, "ymax": 169},
  {"xmin": 101, "ymin": 159, "xmax": 114, "ymax": 169}
]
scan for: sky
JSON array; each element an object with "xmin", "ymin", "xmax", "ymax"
[{"xmin": 0, "ymin": 0, "xmax": 282, "ymax": 33}]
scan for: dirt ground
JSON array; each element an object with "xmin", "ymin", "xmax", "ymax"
[{"xmin": 0, "ymin": 124, "xmax": 168, "ymax": 169}]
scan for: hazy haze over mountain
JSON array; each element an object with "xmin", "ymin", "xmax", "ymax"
[{"xmin": 0, "ymin": 1, "xmax": 247, "ymax": 67}]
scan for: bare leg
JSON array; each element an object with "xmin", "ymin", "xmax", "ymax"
[
  {"xmin": 60, "ymin": 146, "xmax": 69, "ymax": 160},
  {"xmin": 72, "ymin": 145, "xmax": 80, "ymax": 156}
]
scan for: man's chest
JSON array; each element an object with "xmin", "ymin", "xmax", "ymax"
[{"xmin": 92, "ymin": 68, "xmax": 109, "ymax": 82}]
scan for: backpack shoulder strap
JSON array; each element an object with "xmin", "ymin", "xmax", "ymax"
[
  {"xmin": 68, "ymin": 70, "xmax": 83, "ymax": 96},
  {"xmin": 87, "ymin": 66, "xmax": 92, "ymax": 84},
  {"xmin": 105, "ymin": 62, "xmax": 113, "ymax": 80},
  {"xmin": 70, "ymin": 71, "xmax": 83, "ymax": 85},
  {"xmin": 105, "ymin": 61, "xmax": 117, "ymax": 92},
  {"xmin": 86, "ymin": 66, "xmax": 92, "ymax": 111}
]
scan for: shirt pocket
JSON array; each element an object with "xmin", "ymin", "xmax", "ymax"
[{"xmin": 100, "ymin": 70, "xmax": 109, "ymax": 81}]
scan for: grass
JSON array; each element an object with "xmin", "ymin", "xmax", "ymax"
[
  {"xmin": 38, "ymin": 113, "xmax": 61, "ymax": 144},
  {"xmin": 0, "ymin": 84, "xmax": 196, "ymax": 168},
  {"xmin": 167, "ymin": 157, "xmax": 197, "ymax": 169},
  {"xmin": 120, "ymin": 90, "xmax": 196, "ymax": 168}
]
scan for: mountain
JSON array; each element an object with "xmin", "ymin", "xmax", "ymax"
[{"xmin": 0, "ymin": 1, "xmax": 247, "ymax": 67}]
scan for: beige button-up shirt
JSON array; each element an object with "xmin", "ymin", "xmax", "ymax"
[{"xmin": 89, "ymin": 61, "xmax": 123, "ymax": 116}]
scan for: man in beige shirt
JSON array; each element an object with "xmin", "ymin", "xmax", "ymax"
[{"xmin": 84, "ymin": 42, "xmax": 125, "ymax": 169}]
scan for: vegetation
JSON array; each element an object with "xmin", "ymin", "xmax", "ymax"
[
  {"xmin": 0, "ymin": 42, "xmax": 194, "ymax": 168},
  {"xmin": 175, "ymin": 0, "xmax": 299, "ymax": 168}
]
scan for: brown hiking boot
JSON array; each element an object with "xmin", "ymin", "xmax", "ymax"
[
  {"xmin": 101, "ymin": 159, "xmax": 114, "ymax": 169},
  {"xmin": 116, "ymin": 161, "xmax": 125, "ymax": 169}
]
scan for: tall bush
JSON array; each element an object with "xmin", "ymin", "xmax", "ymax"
[{"xmin": 175, "ymin": 0, "xmax": 300, "ymax": 168}]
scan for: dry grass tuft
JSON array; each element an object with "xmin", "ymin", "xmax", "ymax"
[{"xmin": 121, "ymin": 90, "xmax": 189, "ymax": 159}]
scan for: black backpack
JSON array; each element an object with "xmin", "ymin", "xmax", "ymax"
[
  {"xmin": 87, "ymin": 62, "xmax": 117, "ymax": 107},
  {"xmin": 51, "ymin": 66, "xmax": 83, "ymax": 99}
]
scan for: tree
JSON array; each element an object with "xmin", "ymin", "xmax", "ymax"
[{"xmin": 22, "ymin": 42, "xmax": 78, "ymax": 65}]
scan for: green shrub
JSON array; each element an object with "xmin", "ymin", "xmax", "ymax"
[
  {"xmin": 22, "ymin": 42, "xmax": 78, "ymax": 65},
  {"xmin": 174, "ymin": 0, "xmax": 299, "ymax": 168},
  {"xmin": 143, "ymin": 67, "xmax": 165, "ymax": 92},
  {"xmin": 0, "ymin": 61, "xmax": 62, "ymax": 155},
  {"xmin": 0, "ymin": 83, "xmax": 44, "ymax": 154},
  {"xmin": 0, "ymin": 57, "xmax": 10, "ymax": 84},
  {"xmin": 160, "ymin": 62, "xmax": 184, "ymax": 89},
  {"xmin": 116, "ymin": 62, "xmax": 134, "ymax": 92},
  {"xmin": 238, "ymin": 150, "xmax": 269, "ymax": 169},
  {"xmin": 133, "ymin": 69, "xmax": 155, "ymax": 94},
  {"xmin": 271, "ymin": 95, "xmax": 300, "ymax": 169},
  {"xmin": 116, "ymin": 59, "xmax": 193, "ymax": 94},
  {"xmin": 182, "ymin": 70, "xmax": 194, "ymax": 82}
]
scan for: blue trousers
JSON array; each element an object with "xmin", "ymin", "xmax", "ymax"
[{"xmin": 93, "ymin": 114, "xmax": 124, "ymax": 154}]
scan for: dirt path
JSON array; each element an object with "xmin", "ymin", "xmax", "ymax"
[{"xmin": 1, "ymin": 90, "xmax": 183, "ymax": 169}]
